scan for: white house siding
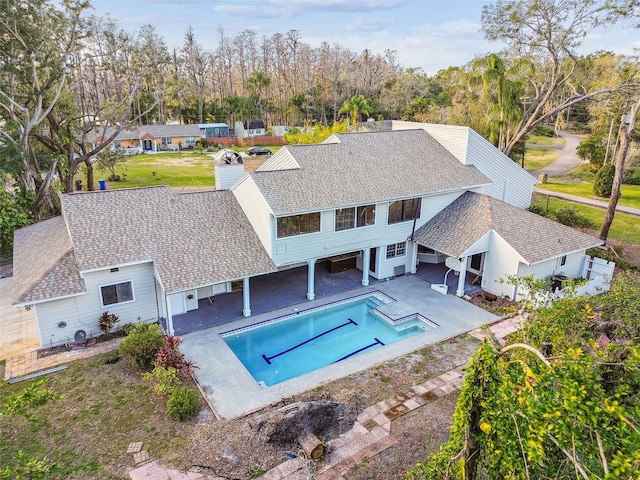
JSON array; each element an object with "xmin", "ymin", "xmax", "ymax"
[
  {"xmin": 271, "ymin": 191, "xmax": 465, "ymax": 269},
  {"xmin": 482, "ymin": 233, "xmax": 521, "ymax": 299},
  {"xmin": 518, "ymin": 251, "xmax": 587, "ymax": 282},
  {"xmin": 466, "ymin": 130, "xmax": 536, "ymax": 208},
  {"xmin": 391, "ymin": 121, "xmax": 470, "ymax": 164},
  {"xmin": 34, "ymin": 262, "xmax": 159, "ymax": 347},
  {"xmin": 215, "ymin": 163, "xmax": 245, "ymax": 190},
  {"xmin": 232, "ymin": 176, "xmax": 273, "ymax": 253}
]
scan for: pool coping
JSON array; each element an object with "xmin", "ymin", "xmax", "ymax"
[{"xmin": 180, "ymin": 275, "xmax": 498, "ymax": 419}]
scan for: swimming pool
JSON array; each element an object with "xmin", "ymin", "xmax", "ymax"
[{"xmin": 221, "ymin": 293, "xmax": 437, "ymax": 386}]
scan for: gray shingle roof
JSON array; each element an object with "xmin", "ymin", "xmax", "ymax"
[
  {"xmin": 57, "ymin": 186, "xmax": 276, "ymax": 295},
  {"xmin": 249, "ymin": 129, "xmax": 490, "ymax": 215},
  {"xmin": 12, "ymin": 217, "xmax": 85, "ymax": 305},
  {"xmin": 413, "ymin": 192, "xmax": 603, "ymax": 264}
]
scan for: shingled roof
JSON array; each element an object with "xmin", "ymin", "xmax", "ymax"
[
  {"xmin": 413, "ymin": 192, "xmax": 602, "ymax": 264},
  {"xmin": 12, "ymin": 217, "xmax": 85, "ymax": 305},
  {"xmin": 249, "ymin": 129, "xmax": 490, "ymax": 215},
  {"xmin": 14, "ymin": 187, "xmax": 276, "ymax": 303}
]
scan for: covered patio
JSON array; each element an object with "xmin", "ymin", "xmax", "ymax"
[{"xmin": 169, "ymin": 259, "xmax": 482, "ymax": 336}]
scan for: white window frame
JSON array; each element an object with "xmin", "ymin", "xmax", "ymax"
[
  {"xmin": 161, "ymin": 137, "xmax": 172, "ymax": 145},
  {"xmin": 386, "ymin": 242, "xmax": 407, "ymax": 259},
  {"xmin": 185, "ymin": 136, "xmax": 196, "ymax": 146},
  {"xmin": 99, "ymin": 280, "xmax": 135, "ymax": 308}
]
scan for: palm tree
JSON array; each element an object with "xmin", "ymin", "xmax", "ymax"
[{"xmin": 338, "ymin": 95, "xmax": 372, "ymax": 130}]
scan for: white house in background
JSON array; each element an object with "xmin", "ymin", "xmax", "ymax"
[{"xmin": 13, "ymin": 122, "xmax": 605, "ymax": 347}]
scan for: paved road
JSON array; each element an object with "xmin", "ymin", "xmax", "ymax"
[
  {"xmin": 531, "ymin": 130, "xmax": 585, "ymax": 177},
  {"xmin": 530, "ymin": 130, "xmax": 640, "ymax": 217}
]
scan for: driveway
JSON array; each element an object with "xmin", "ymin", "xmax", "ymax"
[
  {"xmin": 0, "ymin": 276, "xmax": 40, "ymax": 360},
  {"xmin": 532, "ymin": 130, "xmax": 585, "ymax": 177}
]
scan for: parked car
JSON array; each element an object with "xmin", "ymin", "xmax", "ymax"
[{"xmin": 246, "ymin": 146, "xmax": 272, "ymax": 156}]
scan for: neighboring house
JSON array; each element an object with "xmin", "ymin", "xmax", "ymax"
[
  {"xmin": 13, "ymin": 122, "xmax": 604, "ymax": 347},
  {"xmin": 200, "ymin": 123, "xmax": 230, "ymax": 139},
  {"xmin": 247, "ymin": 119, "xmax": 266, "ymax": 137},
  {"xmin": 94, "ymin": 124, "xmax": 226, "ymax": 153}
]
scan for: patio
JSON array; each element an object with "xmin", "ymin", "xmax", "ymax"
[
  {"xmin": 170, "ymin": 260, "xmax": 482, "ymax": 336},
  {"xmin": 180, "ymin": 274, "xmax": 497, "ymax": 419}
]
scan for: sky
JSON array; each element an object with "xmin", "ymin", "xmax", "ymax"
[{"xmin": 88, "ymin": 0, "xmax": 640, "ymax": 75}]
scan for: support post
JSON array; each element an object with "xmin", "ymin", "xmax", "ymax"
[
  {"xmin": 165, "ymin": 296, "xmax": 175, "ymax": 335},
  {"xmin": 456, "ymin": 256, "xmax": 468, "ymax": 297},
  {"xmin": 307, "ymin": 259, "xmax": 316, "ymax": 300},
  {"xmin": 362, "ymin": 248, "xmax": 371, "ymax": 286},
  {"xmin": 242, "ymin": 276, "xmax": 251, "ymax": 317},
  {"xmin": 409, "ymin": 241, "xmax": 418, "ymax": 274}
]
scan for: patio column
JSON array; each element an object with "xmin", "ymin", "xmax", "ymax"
[
  {"xmin": 362, "ymin": 248, "xmax": 370, "ymax": 286},
  {"xmin": 409, "ymin": 241, "xmax": 418, "ymax": 274},
  {"xmin": 456, "ymin": 256, "xmax": 469, "ymax": 297},
  {"xmin": 242, "ymin": 276, "xmax": 251, "ymax": 317},
  {"xmin": 165, "ymin": 296, "xmax": 175, "ymax": 335},
  {"xmin": 307, "ymin": 259, "xmax": 316, "ymax": 300}
]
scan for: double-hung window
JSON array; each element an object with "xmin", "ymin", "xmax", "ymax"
[
  {"xmin": 386, "ymin": 242, "xmax": 406, "ymax": 259},
  {"xmin": 100, "ymin": 281, "xmax": 134, "ymax": 307}
]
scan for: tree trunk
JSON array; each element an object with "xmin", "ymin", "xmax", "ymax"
[
  {"xmin": 599, "ymin": 100, "xmax": 640, "ymax": 242},
  {"xmin": 85, "ymin": 159, "xmax": 95, "ymax": 191}
]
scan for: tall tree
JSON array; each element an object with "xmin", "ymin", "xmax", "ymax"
[
  {"xmin": 481, "ymin": 0, "xmax": 631, "ymax": 156},
  {"xmin": 338, "ymin": 95, "xmax": 373, "ymax": 129},
  {"xmin": 599, "ymin": 97, "xmax": 640, "ymax": 241},
  {"xmin": 180, "ymin": 26, "xmax": 211, "ymax": 123},
  {"xmin": 0, "ymin": 0, "xmax": 88, "ymax": 217}
]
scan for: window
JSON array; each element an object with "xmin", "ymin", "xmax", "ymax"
[
  {"xmin": 185, "ymin": 136, "xmax": 196, "ymax": 146},
  {"xmin": 357, "ymin": 205, "xmax": 375, "ymax": 227},
  {"xmin": 161, "ymin": 137, "xmax": 172, "ymax": 145},
  {"xmin": 277, "ymin": 213, "xmax": 321, "ymax": 238},
  {"xmin": 114, "ymin": 141, "xmax": 122, "ymax": 149},
  {"xmin": 100, "ymin": 281, "xmax": 133, "ymax": 306},
  {"xmin": 388, "ymin": 198, "xmax": 421, "ymax": 224},
  {"xmin": 559, "ymin": 255, "xmax": 567, "ymax": 267},
  {"xmin": 386, "ymin": 242, "xmax": 406, "ymax": 259},
  {"xmin": 335, "ymin": 208, "xmax": 355, "ymax": 231}
]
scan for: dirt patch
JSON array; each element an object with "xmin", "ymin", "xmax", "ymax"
[{"xmin": 175, "ymin": 334, "xmax": 479, "ymax": 479}]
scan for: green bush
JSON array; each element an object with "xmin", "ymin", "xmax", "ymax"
[
  {"xmin": 593, "ymin": 163, "xmax": 615, "ymax": 197},
  {"xmin": 118, "ymin": 323, "xmax": 164, "ymax": 368},
  {"xmin": 166, "ymin": 387, "xmax": 199, "ymax": 421},
  {"xmin": 622, "ymin": 169, "xmax": 640, "ymax": 185},
  {"xmin": 98, "ymin": 311, "xmax": 119, "ymax": 335},
  {"xmin": 142, "ymin": 364, "xmax": 181, "ymax": 396},
  {"xmin": 533, "ymin": 125, "xmax": 555, "ymax": 137},
  {"xmin": 528, "ymin": 203, "xmax": 547, "ymax": 216},
  {"xmin": 554, "ymin": 205, "xmax": 594, "ymax": 228}
]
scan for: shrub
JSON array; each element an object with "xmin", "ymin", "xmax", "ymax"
[
  {"xmin": 142, "ymin": 364, "xmax": 181, "ymax": 396},
  {"xmin": 533, "ymin": 125, "xmax": 555, "ymax": 137},
  {"xmin": 98, "ymin": 311, "xmax": 120, "ymax": 335},
  {"xmin": 528, "ymin": 203, "xmax": 546, "ymax": 216},
  {"xmin": 166, "ymin": 387, "xmax": 199, "ymax": 421},
  {"xmin": 577, "ymin": 133, "xmax": 606, "ymax": 171},
  {"xmin": 593, "ymin": 163, "xmax": 615, "ymax": 197},
  {"xmin": 554, "ymin": 205, "xmax": 593, "ymax": 228},
  {"xmin": 2, "ymin": 379, "xmax": 60, "ymax": 421},
  {"xmin": 622, "ymin": 169, "xmax": 640, "ymax": 185},
  {"xmin": 155, "ymin": 336, "xmax": 184, "ymax": 370},
  {"xmin": 118, "ymin": 323, "xmax": 164, "ymax": 368}
]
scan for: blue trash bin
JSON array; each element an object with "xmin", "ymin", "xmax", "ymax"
[{"xmin": 98, "ymin": 179, "xmax": 106, "ymax": 190}]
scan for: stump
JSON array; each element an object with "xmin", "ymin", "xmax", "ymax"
[{"xmin": 297, "ymin": 432, "xmax": 325, "ymax": 459}]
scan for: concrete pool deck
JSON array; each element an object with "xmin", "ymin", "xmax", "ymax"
[{"xmin": 181, "ymin": 275, "xmax": 498, "ymax": 419}]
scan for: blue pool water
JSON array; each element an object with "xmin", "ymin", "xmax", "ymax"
[{"xmin": 222, "ymin": 295, "xmax": 434, "ymax": 386}]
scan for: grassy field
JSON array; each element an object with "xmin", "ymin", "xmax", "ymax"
[
  {"xmin": 0, "ymin": 354, "xmax": 192, "ymax": 479},
  {"xmin": 539, "ymin": 179, "xmax": 640, "ymax": 209},
  {"xmin": 531, "ymin": 194, "xmax": 640, "ymax": 245},
  {"xmin": 523, "ymin": 146, "xmax": 559, "ymax": 172},
  {"xmin": 527, "ymin": 134, "xmax": 566, "ymax": 146}
]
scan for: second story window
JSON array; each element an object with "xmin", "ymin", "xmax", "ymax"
[
  {"xmin": 335, "ymin": 208, "xmax": 355, "ymax": 231},
  {"xmin": 277, "ymin": 212, "xmax": 321, "ymax": 238},
  {"xmin": 388, "ymin": 198, "xmax": 421, "ymax": 224}
]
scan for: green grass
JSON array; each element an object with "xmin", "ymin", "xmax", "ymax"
[
  {"xmin": 531, "ymin": 194, "xmax": 640, "ymax": 245},
  {"xmin": 524, "ymin": 146, "xmax": 559, "ymax": 172},
  {"xmin": 538, "ymin": 180, "xmax": 640, "ymax": 209},
  {"xmin": 527, "ymin": 134, "xmax": 566, "ymax": 146},
  {"xmin": 0, "ymin": 355, "xmax": 191, "ymax": 479}
]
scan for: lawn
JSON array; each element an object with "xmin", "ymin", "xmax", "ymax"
[
  {"xmin": 531, "ymin": 194, "xmax": 640, "ymax": 245},
  {"xmin": 526, "ymin": 134, "xmax": 566, "ymax": 146},
  {"xmin": 88, "ymin": 152, "xmax": 216, "ymax": 190},
  {"xmin": 538, "ymin": 180, "xmax": 640, "ymax": 209},
  {"xmin": 0, "ymin": 354, "xmax": 192, "ymax": 479},
  {"xmin": 524, "ymin": 146, "xmax": 559, "ymax": 172}
]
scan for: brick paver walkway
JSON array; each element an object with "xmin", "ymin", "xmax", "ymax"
[
  {"xmin": 129, "ymin": 317, "xmax": 521, "ymax": 480},
  {"xmin": 3, "ymin": 338, "xmax": 122, "ymax": 381}
]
